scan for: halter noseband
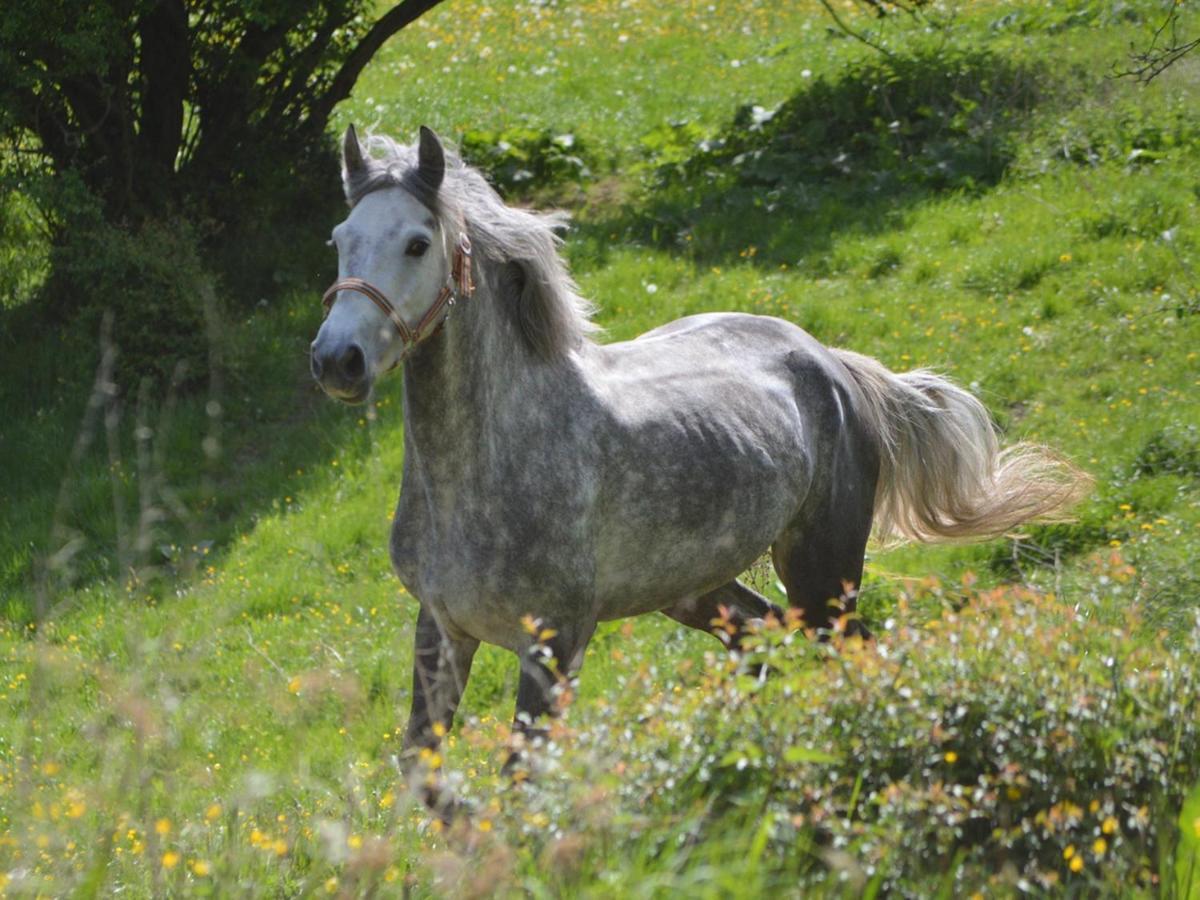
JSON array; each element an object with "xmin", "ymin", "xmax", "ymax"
[{"xmin": 321, "ymin": 232, "xmax": 475, "ymax": 353}]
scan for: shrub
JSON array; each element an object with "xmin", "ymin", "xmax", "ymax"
[
  {"xmin": 460, "ymin": 126, "xmax": 595, "ymax": 198},
  {"xmin": 444, "ymin": 581, "xmax": 1200, "ymax": 895},
  {"xmin": 43, "ymin": 209, "xmax": 214, "ymax": 389},
  {"xmin": 662, "ymin": 46, "xmax": 1045, "ymax": 199}
]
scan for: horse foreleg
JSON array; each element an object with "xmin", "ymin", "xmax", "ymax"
[
  {"xmin": 505, "ymin": 622, "xmax": 594, "ymax": 776},
  {"xmin": 400, "ymin": 604, "xmax": 478, "ymax": 817}
]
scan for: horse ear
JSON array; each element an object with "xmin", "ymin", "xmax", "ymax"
[
  {"xmin": 417, "ymin": 126, "xmax": 445, "ymax": 192},
  {"xmin": 342, "ymin": 124, "xmax": 366, "ymax": 180}
]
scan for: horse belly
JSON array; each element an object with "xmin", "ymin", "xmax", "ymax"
[{"xmin": 592, "ymin": 427, "xmax": 810, "ymax": 619}]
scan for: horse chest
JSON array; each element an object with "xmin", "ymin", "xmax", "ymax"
[{"xmin": 389, "ymin": 485, "xmax": 592, "ymax": 645}]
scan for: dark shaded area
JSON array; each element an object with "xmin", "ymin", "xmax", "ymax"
[
  {"xmin": 984, "ymin": 522, "xmax": 1116, "ymax": 582},
  {"xmin": 0, "ymin": 292, "xmax": 359, "ymax": 626},
  {"xmin": 1129, "ymin": 424, "xmax": 1200, "ymax": 480},
  {"xmin": 581, "ymin": 47, "xmax": 1046, "ymax": 273},
  {"xmin": 0, "ymin": 158, "xmax": 341, "ymax": 391}
]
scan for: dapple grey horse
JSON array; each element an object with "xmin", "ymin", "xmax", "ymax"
[{"xmin": 310, "ymin": 126, "xmax": 1087, "ymax": 784}]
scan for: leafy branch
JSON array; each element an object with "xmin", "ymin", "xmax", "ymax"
[{"xmin": 1115, "ymin": 0, "xmax": 1199, "ymax": 83}]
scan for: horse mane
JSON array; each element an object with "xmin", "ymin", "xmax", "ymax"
[{"xmin": 343, "ymin": 133, "xmax": 600, "ymax": 360}]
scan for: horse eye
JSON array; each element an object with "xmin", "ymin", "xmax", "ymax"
[{"xmin": 406, "ymin": 238, "xmax": 430, "ymax": 258}]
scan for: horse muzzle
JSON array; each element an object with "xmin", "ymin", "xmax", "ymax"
[{"xmin": 310, "ymin": 336, "xmax": 372, "ymax": 404}]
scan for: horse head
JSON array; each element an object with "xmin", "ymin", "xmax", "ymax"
[{"xmin": 310, "ymin": 125, "xmax": 470, "ymax": 403}]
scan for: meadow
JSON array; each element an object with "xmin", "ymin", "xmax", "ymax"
[{"xmin": 1, "ymin": 0, "xmax": 1199, "ymax": 895}]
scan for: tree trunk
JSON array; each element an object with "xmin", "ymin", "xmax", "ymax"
[{"xmin": 136, "ymin": 0, "xmax": 190, "ymax": 205}]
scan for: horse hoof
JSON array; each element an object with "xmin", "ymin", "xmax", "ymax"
[{"xmin": 421, "ymin": 782, "xmax": 472, "ymax": 824}]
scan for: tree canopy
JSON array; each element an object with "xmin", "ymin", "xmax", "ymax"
[{"xmin": 0, "ymin": 0, "xmax": 444, "ymax": 219}]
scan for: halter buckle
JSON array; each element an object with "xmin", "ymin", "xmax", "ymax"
[{"xmin": 454, "ymin": 233, "xmax": 474, "ymax": 299}]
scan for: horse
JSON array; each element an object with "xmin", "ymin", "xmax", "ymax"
[{"xmin": 309, "ymin": 125, "xmax": 1088, "ymax": 784}]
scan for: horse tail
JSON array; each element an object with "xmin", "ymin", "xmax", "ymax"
[{"xmin": 830, "ymin": 348, "xmax": 1091, "ymax": 543}]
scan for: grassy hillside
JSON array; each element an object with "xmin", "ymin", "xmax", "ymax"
[{"xmin": 2, "ymin": 0, "xmax": 1199, "ymax": 895}]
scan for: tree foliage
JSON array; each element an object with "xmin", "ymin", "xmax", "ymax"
[{"xmin": 0, "ymin": 0, "xmax": 443, "ymax": 219}]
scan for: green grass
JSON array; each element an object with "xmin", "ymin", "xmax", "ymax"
[{"xmin": 2, "ymin": 0, "xmax": 1200, "ymax": 894}]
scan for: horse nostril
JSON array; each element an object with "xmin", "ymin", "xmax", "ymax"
[
  {"xmin": 339, "ymin": 344, "xmax": 366, "ymax": 380},
  {"xmin": 310, "ymin": 345, "xmax": 324, "ymax": 380}
]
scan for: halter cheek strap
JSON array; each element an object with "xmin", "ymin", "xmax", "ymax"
[{"xmin": 321, "ymin": 233, "xmax": 475, "ymax": 352}]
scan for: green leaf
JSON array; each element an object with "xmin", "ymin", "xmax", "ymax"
[{"xmin": 783, "ymin": 746, "xmax": 840, "ymax": 765}]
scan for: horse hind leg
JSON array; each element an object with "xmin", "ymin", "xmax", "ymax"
[
  {"xmin": 664, "ymin": 580, "xmax": 785, "ymax": 651},
  {"xmin": 771, "ymin": 501, "xmax": 874, "ymax": 639}
]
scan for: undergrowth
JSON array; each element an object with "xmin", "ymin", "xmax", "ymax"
[{"xmin": 2, "ymin": 579, "xmax": 1197, "ymax": 896}]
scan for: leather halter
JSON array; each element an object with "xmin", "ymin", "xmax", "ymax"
[{"xmin": 321, "ymin": 233, "xmax": 475, "ymax": 353}]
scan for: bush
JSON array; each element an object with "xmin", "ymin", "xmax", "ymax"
[
  {"xmin": 441, "ymin": 580, "xmax": 1200, "ymax": 895},
  {"xmin": 43, "ymin": 208, "xmax": 214, "ymax": 389},
  {"xmin": 1131, "ymin": 424, "xmax": 1200, "ymax": 481},
  {"xmin": 661, "ymin": 46, "xmax": 1044, "ymax": 198},
  {"xmin": 460, "ymin": 126, "xmax": 595, "ymax": 198},
  {"xmin": 2, "ymin": 139, "xmax": 340, "ymax": 392}
]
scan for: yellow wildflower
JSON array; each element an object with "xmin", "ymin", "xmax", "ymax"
[{"xmin": 162, "ymin": 850, "xmax": 180, "ymax": 869}]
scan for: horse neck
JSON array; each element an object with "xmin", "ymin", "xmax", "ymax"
[{"xmin": 399, "ymin": 273, "xmax": 553, "ymax": 473}]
